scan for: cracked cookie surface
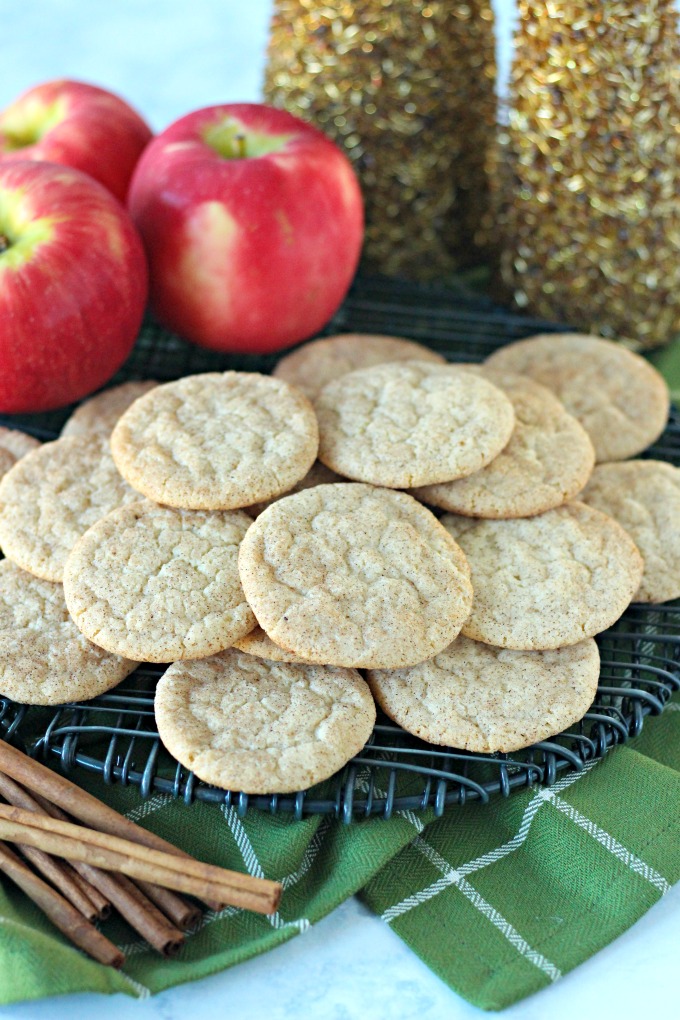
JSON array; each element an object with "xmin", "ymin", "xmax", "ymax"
[
  {"xmin": 580, "ymin": 460, "xmax": 680, "ymax": 603},
  {"xmin": 315, "ymin": 360, "xmax": 515, "ymax": 488},
  {"xmin": 64, "ymin": 500, "xmax": 255, "ymax": 662},
  {"xmin": 154, "ymin": 649, "xmax": 376, "ymax": 793},
  {"xmin": 367, "ymin": 634, "xmax": 600, "ymax": 753},
  {"xmin": 238, "ymin": 482, "xmax": 473, "ymax": 669},
  {"xmin": 0, "ymin": 560, "xmax": 137, "ymax": 705},
  {"xmin": 485, "ymin": 333, "xmax": 669, "ymax": 462},
  {"xmin": 272, "ymin": 332, "xmax": 446, "ymax": 401},
  {"xmin": 0, "ymin": 435, "xmax": 140, "ymax": 582},
  {"xmin": 412, "ymin": 374, "xmax": 595, "ymax": 517},
  {"xmin": 442, "ymin": 502, "xmax": 643, "ymax": 649},
  {"xmin": 111, "ymin": 372, "xmax": 319, "ymax": 509},
  {"xmin": 61, "ymin": 380, "xmax": 159, "ymax": 437}
]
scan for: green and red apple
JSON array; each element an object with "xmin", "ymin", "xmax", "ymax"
[
  {"xmin": 0, "ymin": 80, "xmax": 152, "ymax": 202},
  {"xmin": 0, "ymin": 161, "xmax": 148, "ymax": 412},
  {"xmin": 127, "ymin": 103, "xmax": 364, "ymax": 354}
]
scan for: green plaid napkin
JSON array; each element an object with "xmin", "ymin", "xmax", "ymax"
[
  {"xmin": 0, "ymin": 341, "xmax": 678, "ymax": 1011},
  {"xmin": 0, "ymin": 695, "xmax": 678, "ymax": 1010}
]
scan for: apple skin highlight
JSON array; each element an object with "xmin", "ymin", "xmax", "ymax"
[
  {"xmin": 0, "ymin": 79, "xmax": 153, "ymax": 203},
  {"xmin": 0, "ymin": 161, "xmax": 148, "ymax": 413},
  {"xmin": 128, "ymin": 103, "xmax": 364, "ymax": 355}
]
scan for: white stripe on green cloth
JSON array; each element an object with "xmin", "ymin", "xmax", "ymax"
[
  {"xmin": 542, "ymin": 791, "xmax": 671, "ymax": 893},
  {"xmin": 381, "ymin": 755, "xmax": 670, "ymax": 983}
]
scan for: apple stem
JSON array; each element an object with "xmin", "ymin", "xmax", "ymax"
[
  {"xmin": 235, "ymin": 133, "xmax": 247, "ymax": 159},
  {"xmin": 0, "ymin": 235, "xmax": 9, "ymax": 254}
]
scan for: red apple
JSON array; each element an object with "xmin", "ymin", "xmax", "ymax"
[
  {"xmin": 127, "ymin": 103, "xmax": 363, "ymax": 354},
  {"xmin": 0, "ymin": 80, "xmax": 152, "ymax": 203},
  {"xmin": 0, "ymin": 161, "xmax": 148, "ymax": 413}
]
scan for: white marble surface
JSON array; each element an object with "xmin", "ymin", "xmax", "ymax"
[{"xmin": 0, "ymin": 2, "xmax": 679, "ymax": 1016}]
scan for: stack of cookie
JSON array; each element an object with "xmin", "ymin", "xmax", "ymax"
[{"xmin": 0, "ymin": 331, "xmax": 676, "ymax": 797}]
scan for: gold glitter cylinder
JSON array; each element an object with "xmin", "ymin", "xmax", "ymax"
[
  {"xmin": 495, "ymin": 0, "xmax": 680, "ymax": 349},
  {"xmin": 264, "ymin": 1, "xmax": 497, "ymax": 281}
]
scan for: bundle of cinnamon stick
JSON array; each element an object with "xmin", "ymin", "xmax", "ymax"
[{"xmin": 0, "ymin": 739, "xmax": 282, "ymax": 968}]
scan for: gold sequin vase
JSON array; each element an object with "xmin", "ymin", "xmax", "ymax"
[
  {"xmin": 264, "ymin": 1, "xmax": 497, "ymax": 281},
  {"xmin": 495, "ymin": 0, "xmax": 680, "ymax": 349}
]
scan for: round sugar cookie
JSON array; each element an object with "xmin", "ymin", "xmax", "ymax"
[
  {"xmin": 238, "ymin": 482, "xmax": 473, "ymax": 669},
  {"xmin": 441, "ymin": 502, "xmax": 643, "ymax": 649},
  {"xmin": 232, "ymin": 626, "xmax": 315, "ymax": 664},
  {"xmin": 0, "ymin": 427, "xmax": 40, "ymax": 460},
  {"xmin": 64, "ymin": 501, "xmax": 256, "ymax": 663},
  {"xmin": 367, "ymin": 635, "xmax": 600, "ymax": 753},
  {"xmin": 485, "ymin": 333, "xmax": 670, "ymax": 462},
  {"xmin": 111, "ymin": 372, "xmax": 319, "ymax": 509},
  {"xmin": 315, "ymin": 360, "xmax": 515, "ymax": 488},
  {"xmin": 154, "ymin": 650, "xmax": 376, "ymax": 793},
  {"xmin": 273, "ymin": 332, "xmax": 446, "ymax": 401},
  {"xmin": 0, "ymin": 560, "xmax": 137, "ymax": 705},
  {"xmin": 61, "ymin": 380, "xmax": 158, "ymax": 437},
  {"xmin": 580, "ymin": 460, "xmax": 680, "ymax": 603},
  {"xmin": 0, "ymin": 435, "xmax": 139, "ymax": 582},
  {"xmin": 413, "ymin": 374, "xmax": 595, "ymax": 517}
]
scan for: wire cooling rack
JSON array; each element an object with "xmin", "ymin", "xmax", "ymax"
[{"xmin": 1, "ymin": 275, "xmax": 679, "ymax": 821}]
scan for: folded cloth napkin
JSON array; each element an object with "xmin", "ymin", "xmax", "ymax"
[
  {"xmin": 0, "ymin": 688, "xmax": 675, "ymax": 1009},
  {"xmin": 0, "ymin": 340, "xmax": 678, "ymax": 1010}
]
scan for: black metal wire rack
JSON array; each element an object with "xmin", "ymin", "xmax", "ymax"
[{"xmin": 1, "ymin": 275, "xmax": 679, "ymax": 821}]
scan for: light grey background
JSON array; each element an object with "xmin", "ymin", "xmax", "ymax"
[{"xmin": 0, "ymin": 0, "xmax": 520, "ymax": 129}]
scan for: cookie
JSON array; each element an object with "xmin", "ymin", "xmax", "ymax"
[
  {"xmin": 0, "ymin": 435, "xmax": 139, "ymax": 582},
  {"xmin": 61, "ymin": 380, "xmax": 158, "ymax": 437},
  {"xmin": 0, "ymin": 447, "xmax": 15, "ymax": 484},
  {"xmin": 0, "ymin": 560, "xmax": 137, "ymax": 705},
  {"xmin": 63, "ymin": 501, "xmax": 255, "ymax": 663},
  {"xmin": 273, "ymin": 332, "xmax": 446, "ymax": 401},
  {"xmin": 367, "ymin": 634, "xmax": 600, "ymax": 753},
  {"xmin": 154, "ymin": 650, "xmax": 376, "ymax": 793},
  {"xmin": 315, "ymin": 360, "xmax": 515, "ymax": 488},
  {"xmin": 232, "ymin": 626, "xmax": 315, "ymax": 664},
  {"xmin": 441, "ymin": 502, "xmax": 643, "ymax": 649},
  {"xmin": 412, "ymin": 374, "xmax": 595, "ymax": 517},
  {"xmin": 238, "ymin": 482, "xmax": 473, "ymax": 669},
  {"xmin": 485, "ymin": 333, "xmax": 670, "ymax": 462},
  {"xmin": 246, "ymin": 460, "xmax": 344, "ymax": 517},
  {"xmin": 0, "ymin": 427, "xmax": 40, "ymax": 460},
  {"xmin": 579, "ymin": 460, "xmax": 680, "ymax": 603},
  {"xmin": 111, "ymin": 372, "xmax": 319, "ymax": 510}
]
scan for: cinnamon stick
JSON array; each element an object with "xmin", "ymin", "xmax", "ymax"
[
  {"xmin": 0, "ymin": 740, "xmax": 221, "ymax": 909},
  {"xmin": 75, "ymin": 870, "xmax": 184, "ymax": 957},
  {"xmin": 32, "ymin": 790, "xmax": 200, "ymax": 929},
  {"xmin": 10, "ymin": 842, "xmax": 99, "ymax": 923},
  {"xmin": 135, "ymin": 880, "xmax": 202, "ymax": 931},
  {"xmin": 0, "ymin": 842, "xmax": 124, "ymax": 968},
  {"xmin": 0, "ymin": 774, "xmax": 104, "ymax": 921},
  {"xmin": 0, "ymin": 804, "xmax": 281, "ymax": 914},
  {"xmin": 67, "ymin": 867, "xmax": 112, "ymax": 921}
]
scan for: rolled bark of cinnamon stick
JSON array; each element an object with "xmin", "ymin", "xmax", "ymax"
[
  {"xmin": 0, "ymin": 804, "xmax": 281, "ymax": 914},
  {"xmin": 67, "ymin": 867, "xmax": 112, "ymax": 921},
  {"xmin": 32, "ymin": 790, "xmax": 201, "ymax": 930},
  {"xmin": 0, "ymin": 842, "xmax": 124, "ymax": 968},
  {"xmin": 0, "ymin": 774, "xmax": 104, "ymax": 921},
  {"xmin": 12, "ymin": 842, "xmax": 99, "ymax": 923},
  {"xmin": 78, "ymin": 870, "xmax": 184, "ymax": 957},
  {"xmin": 0, "ymin": 741, "xmax": 221, "ymax": 909},
  {"xmin": 135, "ymin": 880, "xmax": 202, "ymax": 931}
]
